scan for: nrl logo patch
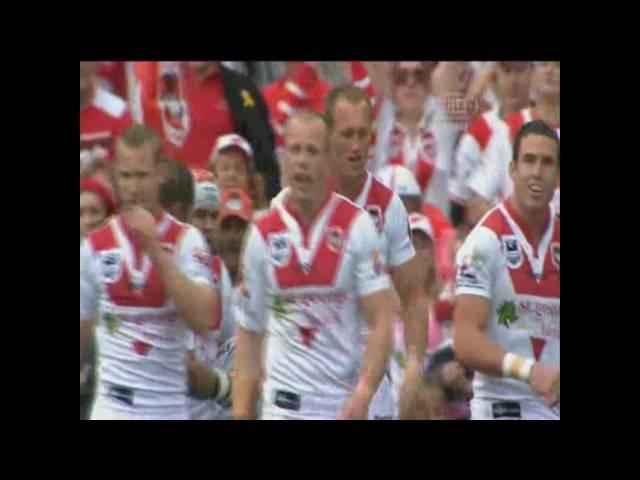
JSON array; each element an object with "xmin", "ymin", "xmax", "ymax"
[
  {"xmin": 268, "ymin": 233, "xmax": 291, "ymax": 268},
  {"xmin": 502, "ymin": 236, "xmax": 523, "ymax": 269},
  {"xmin": 551, "ymin": 242, "xmax": 560, "ymax": 269},
  {"xmin": 99, "ymin": 250, "xmax": 122, "ymax": 284}
]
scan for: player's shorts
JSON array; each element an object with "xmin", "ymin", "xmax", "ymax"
[
  {"xmin": 90, "ymin": 394, "xmax": 189, "ymax": 420},
  {"xmin": 368, "ymin": 374, "xmax": 394, "ymax": 420},
  {"xmin": 261, "ymin": 384, "xmax": 348, "ymax": 420},
  {"xmin": 470, "ymin": 398, "xmax": 560, "ymax": 420}
]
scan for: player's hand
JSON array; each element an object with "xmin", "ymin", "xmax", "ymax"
[
  {"xmin": 121, "ymin": 206, "xmax": 158, "ymax": 250},
  {"xmin": 340, "ymin": 383, "xmax": 374, "ymax": 420},
  {"xmin": 529, "ymin": 363, "xmax": 560, "ymax": 408},
  {"xmin": 398, "ymin": 361, "xmax": 423, "ymax": 419}
]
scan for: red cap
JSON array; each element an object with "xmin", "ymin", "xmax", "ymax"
[
  {"xmin": 80, "ymin": 179, "xmax": 117, "ymax": 215},
  {"xmin": 219, "ymin": 189, "xmax": 253, "ymax": 224}
]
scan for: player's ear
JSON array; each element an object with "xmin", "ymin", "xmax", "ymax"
[{"xmin": 509, "ymin": 160, "xmax": 516, "ymax": 182}]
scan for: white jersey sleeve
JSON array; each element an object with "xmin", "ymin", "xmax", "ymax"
[
  {"xmin": 80, "ymin": 239, "xmax": 99, "ymax": 321},
  {"xmin": 176, "ymin": 227, "xmax": 213, "ymax": 288},
  {"xmin": 219, "ymin": 261, "xmax": 235, "ymax": 345},
  {"xmin": 385, "ymin": 194, "xmax": 416, "ymax": 269},
  {"xmin": 454, "ymin": 226, "xmax": 501, "ymax": 300},
  {"xmin": 350, "ymin": 212, "xmax": 392, "ymax": 297},
  {"xmin": 234, "ymin": 225, "xmax": 268, "ymax": 333},
  {"xmin": 450, "ymin": 133, "xmax": 482, "ymax": 204}
]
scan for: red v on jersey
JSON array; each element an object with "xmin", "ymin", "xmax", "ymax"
[
  {"xmin": 530, "ymin": 336, "xmax": 547, "ymax": 362},
  {"xmin": 257, "ymin": 195, "xmax": 362, "ymax": 289},
  {"xmin": 89, "ymin": 215, "xmax": 188, "ymax": 308}
]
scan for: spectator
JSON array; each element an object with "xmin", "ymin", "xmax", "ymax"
[
  {"xmin": 209, "ymin": 134, "xmax": 267, "ymax": 212},
  {"xmin": 80, "ymin": 178, "xmax": 117, "ymax": 241},
  {"xmin": 158, "ymin": 159, "xmax": 195, "ymax": 222},
  {"xmin": 80, "ymin": 61, "xmax": 132, "ymax": 176},
  {"xmin": 449, "ymin": 62, "xmax": 534, "ymax": 228},
  {"xmin": 80, "ymin": 178, "xmax": 116, "ymax": 420},
  {"xmin": 425, "ymin": 344, "xmax": 473, "ymax": 420},
  {"xmin": 189, "ymin": 169, "xmax": 220, "ymax": 254},
  {"xmin": 96, "ymin": 61, "xmax": 128, "ymax": 100},
  {"xmin": 216, "ymin": 189, "xmax": 253, "ymax": 286},
  {"xmin": 131, "ymin": 61, "xmax": 280, "ymax": 199},
  {"xmin": 372, "ymin": 61, "xmax": 464, "ymax": 214},
  {"xmin": 262, "ymin": 62, "xmax": 332, "ymax": 141}
]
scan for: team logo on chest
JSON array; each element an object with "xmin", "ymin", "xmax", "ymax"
[
  {"xmin": 365, "ymin": 205, "xmax": 384, "ymax": 233},
  {"xmin": 99, "ymin": 250, "xmax": 122, "ymax": 284},
  {"xmin": 268, "ymin": 233, "xmax": 292, "ymax": 268},
  {"xmin": 551, "ymin": 242, "xmax": 560, "ymax": 269},
  {"xmin": 502, "ymin": 236, "xmax": 523, "ymax": 269},
  {"xmin": 326, "ymin": 227, "xmax": 344, "ymax": 253}
]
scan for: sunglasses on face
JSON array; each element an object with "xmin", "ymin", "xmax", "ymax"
[{"xmin": 394, "ymin": 68, "xmax": 429, "ymax": 86}]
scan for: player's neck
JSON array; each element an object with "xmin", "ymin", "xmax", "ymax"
[
  {"xmin": 510, "ymin": 198, "xmax": 548, "ymax": 243},
  {"xmin": 335, "ymin": 171, "xmax": 368, "ymax": 202},
  {"xmin": 289, "ymin": 189, "xmax": 330, "ymax": 226},
  {"xmin": 534, "ymin": 99, "xmax": 560, "ymax": 128}
]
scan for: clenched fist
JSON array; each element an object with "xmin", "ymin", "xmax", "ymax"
[{"xmin": 121, "ymin": 206, "xmax": 158, "ymax": 250}]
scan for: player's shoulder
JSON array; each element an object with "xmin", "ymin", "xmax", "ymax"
[
  {"xmin": 253, "ymin": 206, "xmax": 287, "ymax": 240},
  {"xmin": 92, "ymin": 87, "xmax": 128, "ymax": 119},
  {"xmin": 329, "ymin": 193, "xmax": 372, "ymax": 238},
  {"xmin": 367, "ymin": 174, "xmax": 396, "ymax": 211},
  {"xmin": 86, "ymin": 217, "xmax": 118, "ymax": 251},
  {"xmin": 461, "ymin": 206, "xmax": 506, "ymax": 254}
]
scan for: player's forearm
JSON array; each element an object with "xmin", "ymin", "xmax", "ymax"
[
  {"xmin": 359, "ymin": 311, "xmax": 393, "ymax": 395},
  {"xmin": 399, "ymin": 291, "xmax": 429, "ymax": 369},
  {"xmin": 148, "ymin": 243, "xmax": 216, "ymax": 336},
  {"xmin": 232, "ymin": 328, "xmax": 263, "ymax": 420},
  {"xmin": 453, "ymin": 323, "xmax": 506, "ymax": 377}
]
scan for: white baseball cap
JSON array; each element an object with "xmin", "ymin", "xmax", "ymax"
[
  {"xmin": 408, "ymin": 212, "xmax": 434, "ymax": 239},
  {"xmin": 376, "ymin": 165, "xmax": 421, "ymax": 198},
  {"xmin": 191, "ymin": 169, "xmax": 220, "ymax": 209},
  {"xmin": 211, "ymin": 134, "xmax": 254, "ymax": 164}
]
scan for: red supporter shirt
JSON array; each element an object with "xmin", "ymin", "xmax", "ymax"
[
  {"xmin": 165, "ymin": 70, "xmax": 235, "ymax": 170},
  {"xmin": 97, "ymin": 62, "xmax": 128, "ymax": 100},
  {"xmin": 262, "ymin": 76, "xmax": 331, "ymax": 122},
  {"xmin": 80, "ymin": 87, "xmax": 132, "ymax": 171}
]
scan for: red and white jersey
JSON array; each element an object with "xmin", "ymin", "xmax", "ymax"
[
  {"xmin": 272, "ymin": 173, "xmax": 415, "ymax": 271},
  {"xmin": 80, "ymin": 212, "xmax": 213, "ymax": 413},
  {"xmin": 186, "ymin": 256, "xmax": 234, "ymax": 420},
  {"xmin": 468, "ymin": 111, "xmax": 559, "ymax": 215},
  {"xmin": 80, "ymin": 87, "xmax": 132, "ymax": 173},
  {"xmin": 454, "ymin": 200, "xmax": 559, "ymax": 416},
  {"xmin": 449, "ymin": 108, "xmax": 509, "ymax": 205},
  {"xmin": 235, "ymin": 191, "xmax": 391, "ymax": 419},
  {"xmin": 352, "ymin": 172, "xmax": 416, "ymax": 269}
]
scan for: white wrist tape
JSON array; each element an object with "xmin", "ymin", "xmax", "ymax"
[
  {"xmin": 213, "ymin": 368, "xmax": 231, "ymax": 402},
  {"xmin": 502, "ymin": 353, "xmax": 534, "ymax": 382}
]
